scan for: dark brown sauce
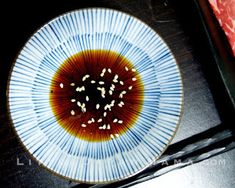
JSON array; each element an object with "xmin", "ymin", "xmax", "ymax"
[{"xmin": 50, "ymin": 49, "xmax": 144, "ymax": 142}]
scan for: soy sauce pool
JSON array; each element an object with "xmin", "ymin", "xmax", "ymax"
[{"xmin": 50, "ymin": 50, "xmax": 144, "ymax": 142}]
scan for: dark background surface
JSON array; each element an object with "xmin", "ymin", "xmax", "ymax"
[{"xmin": 0, "ymin": 0, "xmax": 234, "ymax": 187}]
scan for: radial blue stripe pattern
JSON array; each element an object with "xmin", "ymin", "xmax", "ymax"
[{"xmin": 8, "ymin": 8, "xmax": 183, "ymax": 183}]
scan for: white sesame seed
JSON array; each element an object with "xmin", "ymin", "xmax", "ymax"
[
  {"xmin": 81, "ymin": 103, "xmax": 86, "ymax": 108},
  {"xmin": 102, "ymin": 124, "xmax": 106, "ymax": 129},
  {"xmin": 77, "ymin": 101, "xmax": 81, "ymax": 107},
  {"xmin": 82, "ymin": 107, "xmax": 86, "ymax": 113},
  {"xmin": 108, "ymin": 68, "xmax": 112, "ymax": 73},
  {"xmin": 118, "ymin": 120, "xmax": 123, "ymax": 124},
  {"xmin": 102, "ymin": 68, "xmax": 106, "ymax": 73},
  {"xmin": 70, "ymin": 83, "xmax": 75, "ymax": 86},
  {"xmin": 109, "ymin": 90, "xmax": 113, "ymax": 95},
  {"xmin": 97, "ymin": 87, "xmax": 102, "ymax": 91},
  {"xmin": 128, "ymin": 86, "xmax": 133, "ymax": 90},
  {"xmin": 115, "ymin": 134, "xmax": 119, "ymax": 137},
  {"xmin": 99, "ymin": 126, "xmax": 103, "ymax": 130},
  {"xmin": 86, "ymin": 96, "xmax": 89, "ymax": 102},
  {"xmin": 132, "ymin": 68, "xmax": 136, "ymax": 72},
  {"xmin": 70, "ymin": 110, "xmax": 75, "ymax": 115},
  {"xmin": 119, "ymin": 81, "xmax": 124, "ymax": 85},
  {"xmin": 91, "ymin": 118, "xmax": 95, "ymax": 122},
  {"xmin": 114, "ymin": 74, "xmax": 118, "ymax": 80},
  {"xmin": 96, "ymin": 104, "xmax": 100, "ymax": 110},
  {"xmin": 88, "ymin": 120, "xmax": 92, "ymax": 124},
  {"xmin": 60, "ymin": 83, "xmax": 64, "ymax": 88},
  {"xmin": 91, "ymin": 80, "xmax": 96, "ymax": 84},
  {"xmin": 119, "ymin": 94, "xmax": 123, "ymax": 98},
  {"xmin": 81, "ymin": 124, "xmax": 87, "ymax": 127},
  {"xmin": 107, "ymin": 124, "xmax": 111, "ymax": 129},
  {"xmin": 118, "ymin": 103, "xmax": 122, "ymax": 107},
  {"xmin": 76, "ymin": 86, "xmax": 85, "ymax": 92},
  {"xmin": 113, "ymin": 119, "xmax": 118, "ymax": 123},
  {"xmin": 71, "ymin": 99, "xmax": 76, "ymax": 102},
  {"xmin": 122, "ymin": 91, "xmax": 127, "ymax": 95},
  {"xmin": 110, "ymin": 134, "xmax": 114, "ymax": 139},
  {"xmin": 125, "ymin": 66, "xmax": 129, "ymax": 71},
  {"xmin": 99, "ymin": 81, "xmax": 105, "ymax": 85},
  {"xmin": 82, "ymin": 74, "xmax": 90, "ymax": 81},
  {"xmin": 120, "ymin": 101, "xmax": 124, "ymax": 105},
  {"xmin": 110, "ymin": 100, "xmax": 115, "ymax": 106},
  {"xmin": 132, "ymin": 77, "xmax": 137, "ymax": 81},
  {"xmin": 103, "ymin": 112, "xmax": 107, "ymax": 117},
  {"xmin": 98, "ymin": 118, "xmax": 102, "ymax": 122}
]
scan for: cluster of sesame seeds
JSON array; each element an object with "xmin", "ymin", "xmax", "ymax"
[{"xmin": 58, "ymin": 65, "xmax": 137, "ymax": 139}]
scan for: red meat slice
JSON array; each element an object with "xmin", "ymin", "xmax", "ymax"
[{"xmin": 208, "ymin": 0, "xmax": 235, "ymax": 56}]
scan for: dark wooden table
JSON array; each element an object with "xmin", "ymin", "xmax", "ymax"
[{"xmin": 0, "ymin": 0, "xmax": 234, "ymax": 187}]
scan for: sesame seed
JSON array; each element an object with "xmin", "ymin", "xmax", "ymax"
[
  {"xmin": 82, "ymin": 74, "xmax": 90, "ymax": 81},
  {"xmin": 76, "ymin": 86, "xmax": 85, "ymax": 92},
  {"xmin": 128, "ymin": 86, "xmax": 133, "ymax": 90},
  {"xmin": 103, "ymin": 112, "xmax": 107, "ymax": 117},
  {"xmin": 81, "ymin": 124, "xmax": 87, "ymax": 127},
  {"xmin": 91, "ymin": 118, "xmax": 95, "ymax": 123},
  {"xmin": 109, "ymin": 90, "xmax": 113, "ymax": 95},
  {"xmin": 118, "ymin": 103, "xmax": 123, "ymax": 107},
  {"xmin": 86, "ymin": 96, "xmax": 89, "ymax": 101},
  {"xmin": 70, "ymin": 110, "xmax": 75, "ymax": 115},
  {"xmin": 120, "ymin": 101, "xmax": 124, "ymax": 105},
  {"xmin": 70, "ymin": 83, "xmax": 75, "ymax": 86},
  {"xmin": 115, "ymin": 134, "xmax": 119, "ymax": 137},
  {"xmin": 88, "ymin": 120, "xmax": 92, "ymax": 124},
  {"xmin": 102, "ymin": 124, "xmax": 106, "ymax": 129},
  {"xmin": 119, "ymin": 81, "xmax": 124, "ymax": 85},
  {"xmin": 98, "ymin": 118, "xmax": 102, "ymax": 122},
  {"xmin": 99, "ymin": 126, "xmax": 103, "ymax": 130},
  {"xmin": 83, "ymin": 107, "xmax": 87, "ymax": 113},
  {"xmin": 132, "ymin": 77, "xmax": 137, "ymax": 81},
  {"xmin": 108, "ymin": 68, "xmax": 112, "ymax": 73},
  {"xmin": 71, "ymin": 99, "xmax": 76, "ymax": 102},
  {"xmin": 99, "ymin": 81, "xmax": 105, "ymax": 85},
  {"xmin": 107, "ymin": 124, "xmax": 111, "ymax": 129},
  {"xmin": 96, "ymin": 104, "xmax": 100, "ymax": 110},
  {"xmin": 60, "ymin": 83, "xmax": 64, "ymax": 88},
  {"xmin": 118, "ymin": 120, "xmax": 123, "ymax": 124},
  {"xmin": 114, "ymin": 74, "xmax": 118, "ymax": 80},
  {"xmin": 110, "ymin": 134, "xmax": 114, "ymax": 139},
  {"xmin": 132, "ymin": 68, "xmax": 136, "ymax": 72},
  {"xmin": 113, "ymin": 119, "xmax": 118, "ymax": 123},
  {"xmin": 125, "ymin": 66, "xmax": 129, "ymax": 71},
  {"xmin": 77, "ymin": 101, "xmax": 81, "ymax": 107},
  {"xmin": 102, "ymin": 68, "xmax": 106, "ymax": 73},
  {"xmin": 91, "ymin": 80, "xmax": 96, "ymax": 84},
  {"xmin": 110, "ymin": 100, "xmax": 115, "ymax": 106}
]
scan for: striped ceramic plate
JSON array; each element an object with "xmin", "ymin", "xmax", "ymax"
[{"xmin": 8, "ymin": 8, "xmax": 183, "ymax": 183}]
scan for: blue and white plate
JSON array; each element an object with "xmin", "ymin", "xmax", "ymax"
[{"xmin": 8, "ymin": 8, "xmax": 183, "ymax": 183}]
